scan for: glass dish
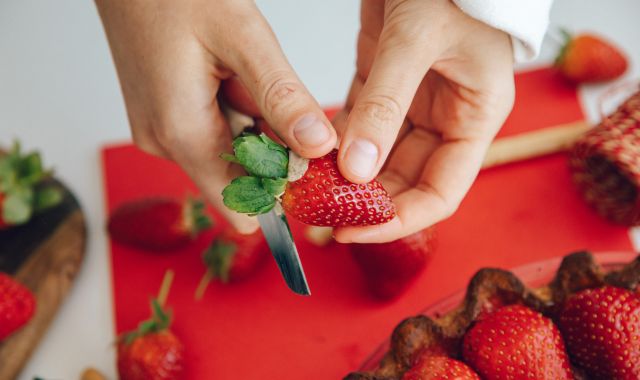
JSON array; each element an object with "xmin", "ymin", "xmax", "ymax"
[{"xmin": 359, "ymin": 251, "xmax": 638, "ymax": 371}]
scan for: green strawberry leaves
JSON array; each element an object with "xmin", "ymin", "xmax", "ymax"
[
  {"xmin": 203, "ymin": 239, "xmax": 237, "ymax": 283},
  {"xmin": 223, "ymin": 134, "xmax": 288, "ymax": 178},
  {"xmin": 221, "ymin": 133, "xmax": 290, "ymax": 215},
  {"xmin": 0, "ymin": 141, "xmax": 62, "ymax": 227},
  {"xmin": 122, "ymin": 298, "xmax": 172, "ymax": 345}
]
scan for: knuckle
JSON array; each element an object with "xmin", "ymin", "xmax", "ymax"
[
  {"xmin": 259, "ymin": 71, "xmax": 304, "ymax": 117},
  {"xmin": 355, "ymin": 94, "xmax": 402, "ymax": 129}
]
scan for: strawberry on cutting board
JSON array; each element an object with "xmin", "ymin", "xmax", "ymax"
[
  {"xmin": 0, "ymin": 273, "xmax": 36, "ymax": 341},
  {"xmin": 463, "ymin": 304, "xmax": 574, "ymax": 380},
  {"xmin": 0, "ymin": 142, "xmax": 63, "ymax": 229},
  {"xmin": 195, "ymin": 228, "xmax": 269, "ymax": 298},
  {"xmin": 108, "ymin": 196, "xmax": 212, "ymax": 251},
  {"xmin": 555, "ymin": 31, "xmax": 628, "ymax": 84},
  {"xmin": 221, "ymin": 133, "xmax": 396, "ymax": 227},
  {"xmin": 118, "ymin": 271, "xmax": 184, "ymax": 380},
  {"xmin": 557, "ymin": 286, "xmax": 640, "ymax": 379},
  {"xmin": 402, "ymin": 355, "xmax": 479, "ymax": 380},
  {"xmin": 349, "ymin": 227, "xmax": 436, "ymax": 300}
]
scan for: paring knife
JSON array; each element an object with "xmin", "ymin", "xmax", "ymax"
[
  {"xmin": 257, "ymin": 204, "xmax": 310, "ymax": 295},
  {"xmin": 222, "ymin": 103, "xmax": 311, "ymax": 296}
]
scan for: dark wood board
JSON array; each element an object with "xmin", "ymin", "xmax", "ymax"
[{"xmin": 0, "ymin": 180, "xmax": 87, "ymax": 380}]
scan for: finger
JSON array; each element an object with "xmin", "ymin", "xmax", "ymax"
[
  {"xmin": 337, "ymin": 19, "xmax": 441, "ymax": 183},
  {"xmin": 150, "ymin": 46, "xmax": 259, "ymax": 234},
  {"xmin": 334, "ymin": 137, "xmax": 490, "ymax": 243},
  {"xmin": 220, "ymin": 76, "xmax": 262, "ymax": 117},
  {"xmin": 222, "ymin": 11, "xmax": 336, "ymax": 158}
]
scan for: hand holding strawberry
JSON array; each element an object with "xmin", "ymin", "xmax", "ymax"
[
  {"xmin": 0, "ymin": 142, "xmax": 63, "ymax": 229},
  {"xmin": 221, "ymin": 133, "xmax": 396, "ymax": 227}
]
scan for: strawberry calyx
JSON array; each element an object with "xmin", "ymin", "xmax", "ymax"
[
  {"xmin": 121, "ymin": 298, "xmax": 172, "ymax": 345},
  {"xmin": 221, "ymin": 133, "xmax": 291, "ymax": 215},
  {"xmin": 203, "ymin": 238, "xmax": 237, "ymax": 283},
  {"xmin": 554, "ymin": 28, "xmax": 573, "ymax": 66},
  {"xmin": 182, "ymin": 197, "xmax": 213, "ymax": 236},
  {"xmin": 0, "ymin": 141, "xmax": 63, "ymax": 226}
]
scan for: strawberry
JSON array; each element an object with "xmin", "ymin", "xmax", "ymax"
[
  {"xmin": 108, "ymin": 197, "xmax": 212, "ymax": 251},
  {"xmin": 462, "ymin": 304, "xmax": 574, "ymax": 380},
  {"xmin": 557, "ymin": 286, "xmax": 640, "ymax": 379},
  {"xmin": 118, "ymin": 271, "xmax": 184, "ymax": 380},
  {"xmin": 555, "ymin": 32, "xmax": 628, "ymax": 83},
  {"xmin": 349, "ymin": 227, "xmax": 436, "ymax": 300},
  {"xmin": 221, "ymin": 133, "xmax": 395, "ymax": 226},
  {"xmin": 195, "ymin": 228, "xmax": 269, "ymax": 298},
  {"xmin": 0, "ymin": 273, "xmax": 36, "ymax": 341},
  {"xmin": 0, "ymin": 142, "xmax": 63, "ymax": 229},
  {"xmin": 402, "ymin": 355, "xmax": 479, "ymax": 380}
]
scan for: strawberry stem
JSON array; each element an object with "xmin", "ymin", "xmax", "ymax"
[
  {"xmin": 194, "ymin": 269, "xmax": 214, "ymax": 300},
  {"xmin": 157, "ymin": 269, "xmax": 174, "ymax": 308}
]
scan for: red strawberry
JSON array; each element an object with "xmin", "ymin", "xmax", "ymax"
[
  {"xmin": 402, "ymin": 355, "xmax": 479, "ymax": 380},
  {"xmin": 557, "ymin": 286, "xmax": 640, "ymax": 379},
  {"xmin": 555, "ymin": 32, "xmax": 628, "ymax": 83},
  {"xmin": 0, "ymin": 142, "xmax": 62, "ymax": 229},
  {"xmin": 349, "ymin": 227, "xmax": 436, "ymax": 300},
  {"xmin": 463, "ymin": 304, "xmax": 574, "ymax": 380},
  {"xmin": 195, "ymin": 228, "xmax": 269, "ymax": 298},
  {"xmin": 108, "ymin": 197, "xmax": 212, "ymax": 251},
  {"xmin": 221, "ymin": 133, "xmax": 395, "ymax": 227},
  {"xmin": 0, "ymin": 273, "xmax": 36, "ymax": 341},
  {"xmin": 118, "ymin": 271, "xmax": 184, "ymax": 380}
]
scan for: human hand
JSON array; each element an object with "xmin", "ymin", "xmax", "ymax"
[
  {"xmin": 96, "ymin": 0, "xmax": 337, "ymax": 233},
  {"xmin": 334, "ymin": 0, "xmax": 515, "ymax": 243}
]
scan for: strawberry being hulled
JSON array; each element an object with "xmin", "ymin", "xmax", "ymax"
[{"xmin": 222, "ymin": 133, "xmax": 395, "ymax": 226}]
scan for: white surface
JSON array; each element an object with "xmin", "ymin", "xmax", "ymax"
[{"xmin": 0, "ymin": 0, "xmax": 638, "ymax": 378}]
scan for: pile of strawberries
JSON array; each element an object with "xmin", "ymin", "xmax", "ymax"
[{"xmin": 347, "ymin": 252, "xmax": 640, "ymax": 380}]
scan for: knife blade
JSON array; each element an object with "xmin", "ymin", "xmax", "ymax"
[{"xmin": 257, "ymin": 204, "xmax": 311, "ymax": 295}]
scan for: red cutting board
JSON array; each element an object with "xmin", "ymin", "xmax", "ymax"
[{"xmin": 102, "ymin": 68, "xmax": 633, "ymax": 379}]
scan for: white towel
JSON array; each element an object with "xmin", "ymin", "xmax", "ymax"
[{"xmin": 453, "ymin": 0, "xmax": 554, "ymax": 62}]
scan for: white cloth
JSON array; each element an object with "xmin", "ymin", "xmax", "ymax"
[{"xmin": 453, "ymin": 0, "xmax": 554, "ymax": 62}]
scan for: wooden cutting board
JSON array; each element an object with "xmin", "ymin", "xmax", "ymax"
[{"xmin": 0, "ymin": 180, "xmax": 87, "ymax": 380}]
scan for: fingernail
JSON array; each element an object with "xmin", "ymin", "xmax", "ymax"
[
  {"xmin": 293, "ymin": 114, "xmax": 331, "ymax": 147},
  {"xmin": 344, "ymin": 139, "xmax": 378, "ymax": 178}
]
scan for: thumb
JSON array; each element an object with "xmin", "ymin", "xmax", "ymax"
[
  {"xmin": 337, "ymin": 26, "xmax": 438, "ymax": 183},
  {"xmin": 225, "ymin": 16, "xmax": 336, "ymax": 158}
]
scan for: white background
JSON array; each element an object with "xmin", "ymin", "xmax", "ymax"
[{"xmin": 0, "ymin": 1, "xmax": 639, "ymax": 378}]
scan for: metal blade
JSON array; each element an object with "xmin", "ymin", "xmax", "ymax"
[{"xmin": 257, "ymin": 205, "xmax": 310, "ymax": 296}]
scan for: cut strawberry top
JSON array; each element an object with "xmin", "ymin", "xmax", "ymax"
[{"xmin": 222, "ymin": 133, "xmax": 396, "ymax": 227}]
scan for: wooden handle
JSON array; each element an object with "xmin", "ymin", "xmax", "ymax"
[{"xmin": 482, "ymin": 120, "xmax": 591, "ymax": 169}]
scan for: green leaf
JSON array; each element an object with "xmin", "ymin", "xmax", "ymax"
[
  {"xmin": 33, "ymin": 186, "xmax": 63, "ymax": 212},
  {"xmin": 222, "ymin": 176, "xmax": 277, "ymax": 215},
  {"xmin": 230, "ymin": 133, "xmax": 289, "ymax": 178},
  {"xmin": 203, "ymin": 239, "xmax": 236, "ymax": 283},
  {"xmin": 19, "ymin": 152, "xmax": 44, "ymax": 185},
  {"xmin": 261, "ymin": 177, "xmax": 287, "ymax": 197},
  {"xmin": 3, "ymin": 190, "xmax": 33, "ymax": 225}
]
